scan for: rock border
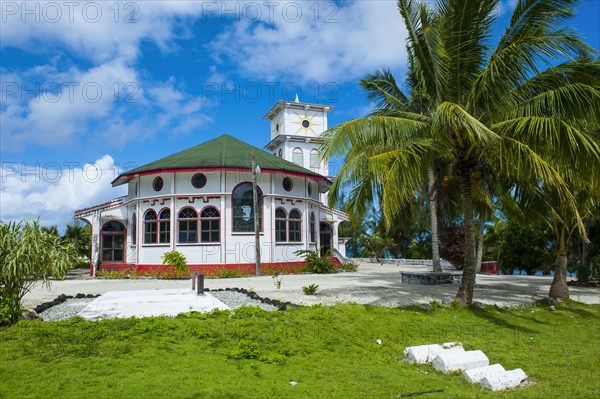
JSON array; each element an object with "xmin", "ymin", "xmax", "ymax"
[
  {"xmin": 31, "ymin": 288, "xmax": 299, "ymax": 317},
  {"xmin": 205, "ymin": 287, "xmax": 300, "ymax": 311},
  {"xmin": 32, "ymin": 293, "xmax": 102, "ymax": 315}
]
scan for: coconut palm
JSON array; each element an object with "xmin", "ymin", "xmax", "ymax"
[
  {"xmin": 322, "ymin": 0, "xmax": 600, "ymax": 305},
  {"xmin": 353, "ymin": 68, "xmax": 444, "ymax": 271}
]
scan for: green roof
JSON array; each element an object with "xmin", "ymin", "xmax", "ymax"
[{"xmin": 112, "ymin": 134, "xmax": 330, "ymax": 189}]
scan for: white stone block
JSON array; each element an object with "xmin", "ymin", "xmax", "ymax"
[
  {"xmin": 480, "ymin": 368, "xmax": 527, "ymax": 391},
  {"xmin": 403, "ymin": 344, "xmax": 442, "ymax": 364},
  {"xmin": 403, "ymin": 343, "xmax": 464, "ymax": 364},
  {"xmin": 462, "ymin": 364, "xmax": 506, "ymax": 383},
  {"xmin": 432, "ymin": 349, "xmax": 489, "ymax": 373}
]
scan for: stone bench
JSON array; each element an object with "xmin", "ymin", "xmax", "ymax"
[{"xmin": 400, "ymin": 271, "xmax": 462, "ymax": 285}]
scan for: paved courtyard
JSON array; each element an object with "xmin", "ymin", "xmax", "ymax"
[{"xmin": 23, "ymin": 262, "xmax": 599, "ymax": 310}]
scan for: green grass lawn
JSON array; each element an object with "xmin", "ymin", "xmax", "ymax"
[{"xmin": 1, "ymin": 301, "xmax": 599, "ymax": 399}]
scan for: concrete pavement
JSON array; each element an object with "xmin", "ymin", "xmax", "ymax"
[{"xmin": 22, "ymin": 262, "xmax": 600, "ymax": 309}]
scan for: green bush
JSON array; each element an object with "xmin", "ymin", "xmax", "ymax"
[
  {"xmin": 227, "ymin": 340, "xmax": 261, "ymax": 360},
  {"xmin": 0, "ymin": 220, "xmax": 78, "ymax": 325},
  {"xmin": 499, "ymin": 221, "xmax": 550, "ymax": 275},
  {"xmin": 302, "ymin": 284, "xmax": 319, "ymax": 295},
  {"xmin": 295, "ymin": 248, "xmax": 337, "ymax": 274},
  {"xmin": 161, "ymin": 250, "xmax": 188, "ymax": 273},
  {"xmin": 216, "ymin": 268, "xmax": 245, "ymax": 278}
]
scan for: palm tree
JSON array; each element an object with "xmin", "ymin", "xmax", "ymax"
[
  {"xmin": 322, "ymin": 0, "xmax": 600, "ymax": 305},
  {"xmin": 355, "ymin": 69, "xmax": 444, "ymax": 271}
]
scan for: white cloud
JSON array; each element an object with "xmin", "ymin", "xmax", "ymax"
[
  {"xmin": 0, "ymin": 62, "xmax": 208, "ymax": 151},
  {"xmin": 208, "ymin": 0, "xmax": 408, "ymax": 83},
  {"xmin": 0, "ymin": 155, "xmax": 127, "ymax": 227},
  {"xmin": 0, "ymin": 1, "xmax": 207, "ymax": 63}
]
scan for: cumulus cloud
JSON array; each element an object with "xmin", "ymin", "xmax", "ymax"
[
  {"xmin": 208, "ymin": 0, "xmax": 408, "ymax": 83},
  {"xmin": 0, "ymin": 155, "xmax": 127, "ymax": 227},
  {"xmin": 0, "ymin": 1, "xmax": 207, "ymax": 63}
]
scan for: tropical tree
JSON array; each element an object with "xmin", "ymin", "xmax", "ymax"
[
  {"xmin": 63, "ymin": 222, "xmax": 92, "ymax": 260},
  {"xmin": 322, "ymin": 0, "xmax": 600, "ymax": 305},
  {"xmin": 360, "ymin": 68, "xmax": 444, "ymax": 271},
  {"xmin": 0, "ymin": 220, "xmax": 78, "ymax": 324}
]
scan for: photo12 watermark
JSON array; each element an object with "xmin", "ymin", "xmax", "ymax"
[
  {"xmin": 200, "ymin": 81, "xmax": 339, "ymax": 104},
  {"xmin": 1, "ymin": 161, "xmax": 139, "ymax": 184},
  {"xmin": 1, "ymin": 81, "xmax": 140, "ymax": 104},
  {"xmin": 1, "ymin": 1, "xmax": 139, "ymax": 24}
]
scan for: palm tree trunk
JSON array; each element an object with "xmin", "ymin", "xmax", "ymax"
[
  {"xmin": 455, "ymin": 170, "xmax": 477, "ymax": 306},
  {"xmin": 428, "ymin": 169, "xmax": 442, "ymax": 272},
  {"xmin": 476, "ymin": 218, "xmax": 485, "ymax": 273},
  {"xmin": 549, "ymin": 228, "xmax": 570, "ymax": 299}
]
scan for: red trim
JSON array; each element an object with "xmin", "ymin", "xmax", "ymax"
[
  {"xmin": 97, "ymin": 262, "xmax": 312, "ymax": 277},
  {"xmin": 112, "ymin": 167, "xmax": 331, "ymax": 187}
]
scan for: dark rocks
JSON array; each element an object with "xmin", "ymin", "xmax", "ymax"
[
  {"xmin": 471, "ymin": 301, "xmax": 486, "ymax": 309},
  {"xmin": 419, "ymin": 303, "xmax": 433, "ymax": 311},
  {"xmin": 401, "ymin": 271, "xmax": 462, "ymax": 285},
  {"xmin": 538, "ymin": 297, "xmax": 562, "ymax": 306}
]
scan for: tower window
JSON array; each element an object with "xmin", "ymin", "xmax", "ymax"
[{"xmin": 292, "ymin": 148, "xmax": 303, "ymax": 166}]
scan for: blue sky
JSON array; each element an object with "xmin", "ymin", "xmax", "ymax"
[{"xmin": 1, "ymin": 0, "xmax": 599, "ymax": 229}]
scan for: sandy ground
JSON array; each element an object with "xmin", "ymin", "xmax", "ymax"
[{"xmin": 22, "ymin": 263, "xmax": 599, "ymax": 309}]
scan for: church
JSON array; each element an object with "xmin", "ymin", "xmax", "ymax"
[{"xmin": 75, "ymin": 100, "xmax": 348, "ymax": 276}]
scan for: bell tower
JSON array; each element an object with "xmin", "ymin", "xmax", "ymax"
[{"xmin": 263, "ymin": 98, "xmax": 334, "ymax": 177}]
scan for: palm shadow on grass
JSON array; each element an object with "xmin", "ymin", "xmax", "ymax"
[{"xmin": 469, "ymin": 307, "xmax": 538, "ymax": 335}]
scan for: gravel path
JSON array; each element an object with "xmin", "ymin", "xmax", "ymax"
[
  {"xmin": 39, "ymin": 291, "xmax": 276, "ymax": 321},
  {"xmin": 210, "ymin": 291, "xmax": 277, "ymax": 311},
  {"xmin": 39, "ymin": 298, "xmax": 95, "ymax": 321}
]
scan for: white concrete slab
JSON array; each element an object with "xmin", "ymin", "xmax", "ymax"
[
  {"xmin": 480, "ymin": 368, "xmax": 527, "ymax": 391},
  {"xmin": 404, "ymin": 342, "xmax": 463, "ymax": 364},
  {"xmin": 462, "ymin": 364, "xmax": 506, "ymax": 383},
  {"xmin": 77, "ymin": 289, "xmax": 230, "ymax": 321},
  {"xmin": 432, "ymin": 349, "xmax": 489, "ymax": 373}
]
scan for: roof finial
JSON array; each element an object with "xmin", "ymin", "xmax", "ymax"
[{"xmin": 294, "ymin": 93, "xmax": 300, "ymax": 103}]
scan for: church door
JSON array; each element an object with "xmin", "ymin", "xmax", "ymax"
[{"xmin": 319, "ymin": 222, "xmax": 332, "ymax": 257}]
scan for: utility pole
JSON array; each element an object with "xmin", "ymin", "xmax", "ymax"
[{"xmin": 251, "ymin": 152, "xmax": 261, "ymax": 276}]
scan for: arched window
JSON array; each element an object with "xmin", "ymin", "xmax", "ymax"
[
  {"xmin": 310, "ymin": 149, "xmax": 319, "ymax": 169},
  {"xmin": 310, "ymin": 212, "xmax": 316, "ymax": 243},
  {"xmin": 200, "ymin": 207, "xmax": 220, "ymax": 243},
  {"xmin": 232, "ymin": 182, "xmax": 262, "ymax": 232},
  {"xmin": 178, "ymin": 208, "xmax": 198, "ymax": 243},
  {"xmin": 278, "ymin": 149, "xmax": 282, "ymax": 158},
  {"xmin": 289, "ymin": 209, "xmax": 302, "ymax": 242},
  {"xmin": 144, "ymin": 210, "xmax": 157, "ymax": 244},
  {"xmin": 101, "ymin": 221, "xmax": 126, "ymax": 262},
  {"xmin": 131, "ymin": 214, "xmax": 137, "ymax": 245},
  {"xmin": 275, "ymin": 208, "xmax": 287, "ymax": 242},
  {"xmin": 292, "ymin": 148, "xmax": 303, "ymax": 166},
  {"xmin": 158, "ymin": 209, "xmax": 171, "ymax": 243},
  {"xmin": 274, "ymin": 208, "xmax": 302, "ymax": 242}
]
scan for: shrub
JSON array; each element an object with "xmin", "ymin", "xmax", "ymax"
[
  {"xmin": 342, "ymin": 262, "xmax": 359, "ymax": 272},
  {"xmin": 161, "ymin": 250, "xmax": 188, "ymax": 274},
  {"xmin": 0, "ymin": 220, "xmax": 78, "ymax": 325},
  {"xmin": 498, "ymin": 221, "xmax": 549, "ymax": 275},
  {"xmin": 217, "ymin": 268, "xmax": 245, "ymax": 278},
  {"xmin": 232, "ymin": 306, "xmax": 267, "ymax": 319},
  {"xmin": 302, "ymin": 284, "xmax": 319, "ymax": 295},
  {"xmin": 228, "ymin": 339, "xmax": 261, "ymax": 360},
  {"xmin": 295, "ymin": 248, "xmax": 337, "ymax": 274},
  {"xmin": 96, "ymin": 270, "xmax": 127, "ymax": 279}
]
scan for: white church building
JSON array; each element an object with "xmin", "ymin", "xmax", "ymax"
[{"xmin": 75, "ymin": 100, "xmax": 348, "ymax": 276}]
